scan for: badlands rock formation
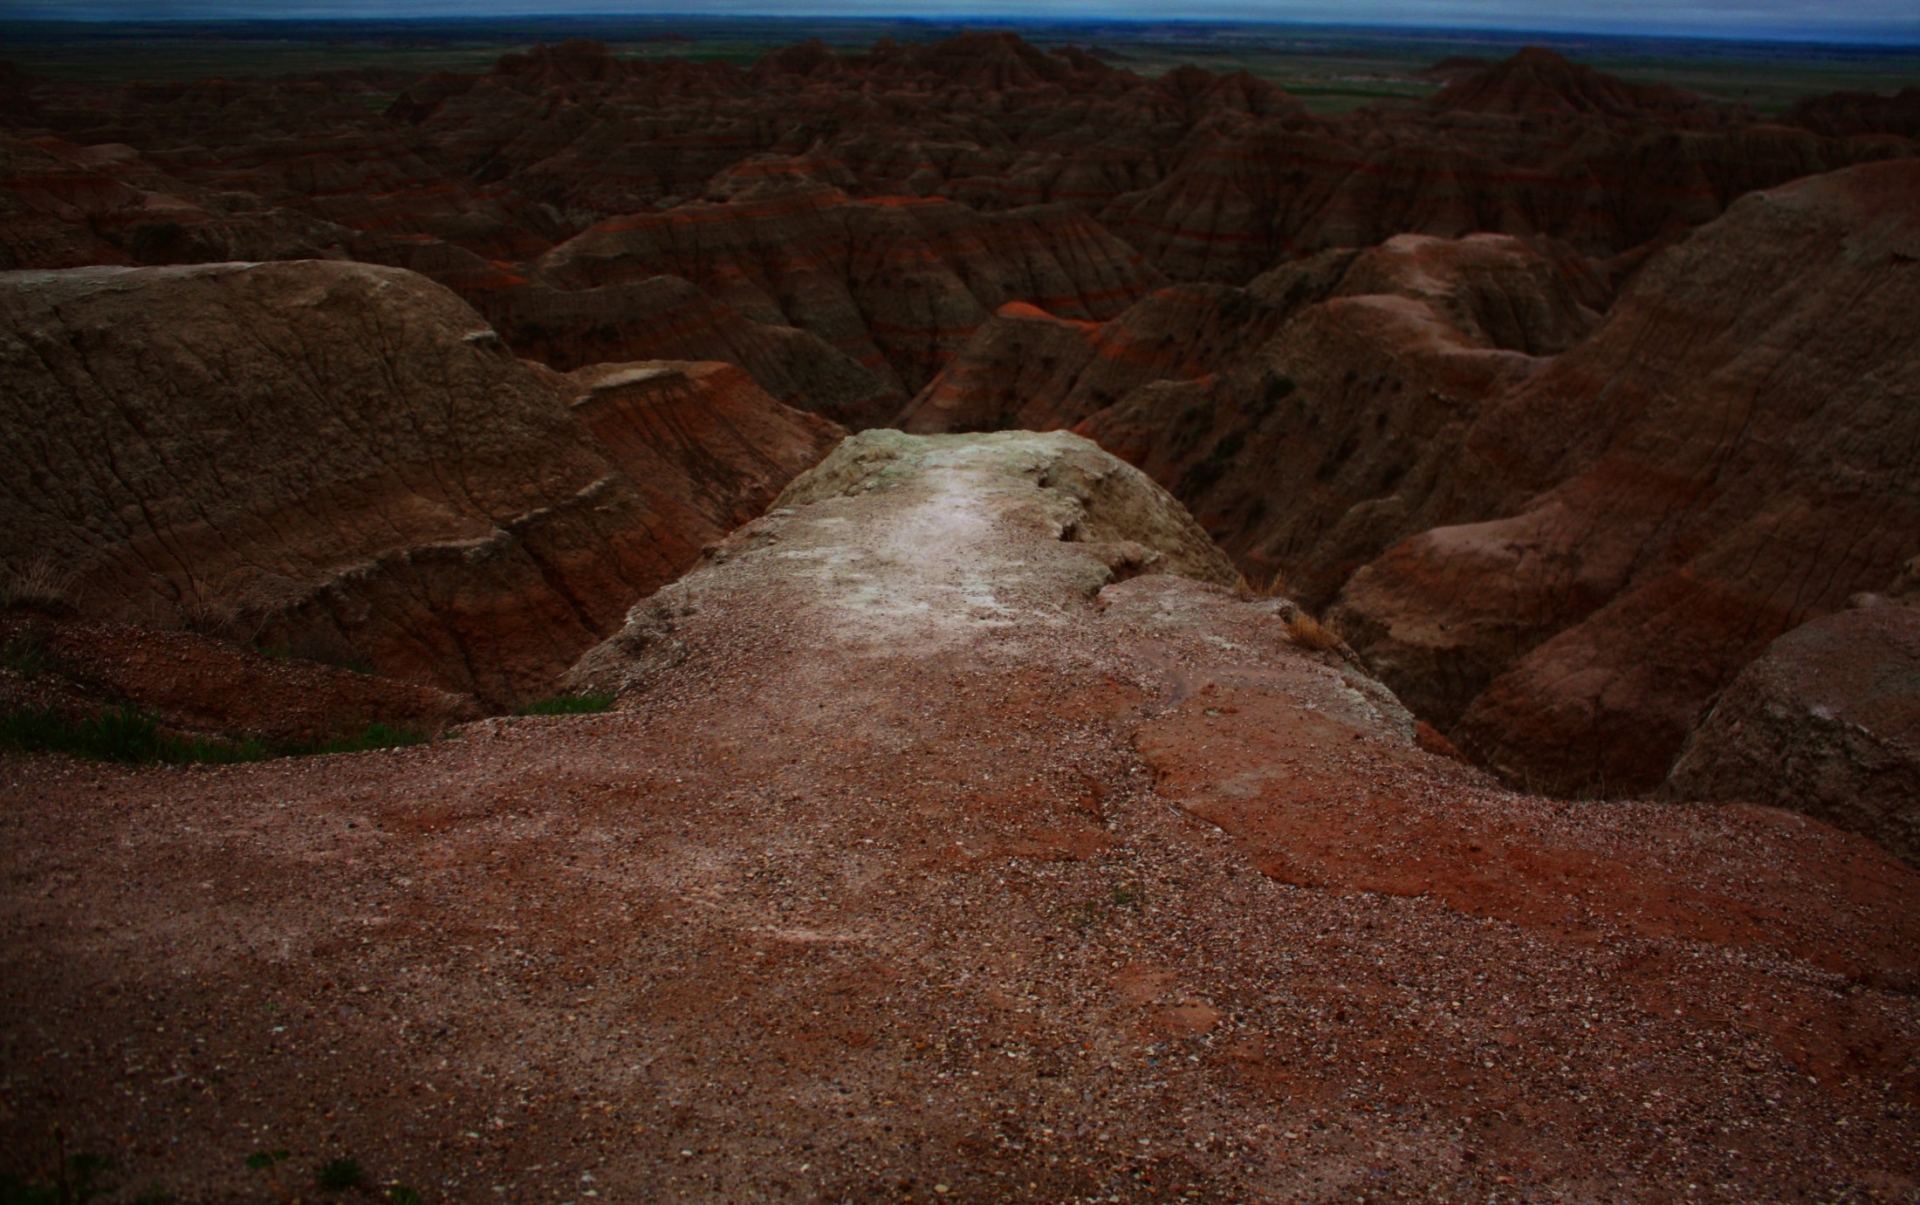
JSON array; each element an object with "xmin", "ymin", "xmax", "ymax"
[
  {"xmin": 1, "ymin": 38, "xmax": 1908, "ymax": 419},
  {"xmin": 1334, "ymin": 157, "xmax": 1920, "ymax": 798},
  {"xmin": 1106, "ymin": 47, "xmax": 1908, "ymax": 282},
  {"xmin": 914, "ymin": 231, "xmax": 1601, "ymax": 609},
  {"xmin": 4, "ymin": 430, "xmax": 1915, "ymax": 1200},
  {"xmin": 907, "ymin": 149, "xmax": 1919, "ymax": 852},
  {"xmin": 533, "ymin": 187, "xmax": 1165, "ymax": 399},
  {"xmin": 0, "ymin": 260, "xmax": 841, "ymax": 706}
]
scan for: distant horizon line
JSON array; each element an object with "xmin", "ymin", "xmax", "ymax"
[{"xmin": 4, "ymin": 11, "xmax": 1919, "ymax": 48}]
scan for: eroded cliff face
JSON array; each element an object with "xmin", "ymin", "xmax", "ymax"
[
  {"xmin": 5, "ymin": 427, "xmax": 1914, "ymax": 1200},
  {"xmin": 908, "ymin": 231, "xmax": 1601, "ymax": 609},
  {"xmin": 533, "ymin": 188, "xmax": 1166, "ymax": 403},
  {"xmin": 0, "ymin": 260, "xmax": 842, "ymax": 707},
  {"xmin": 1332, "ymin": 157, "xmax": 1920, "ymax": 798},
  {"xmin": 902, "ymin": 154, "xmax": 1920, "ymax": 854}
]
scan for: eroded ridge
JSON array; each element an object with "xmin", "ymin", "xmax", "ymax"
[{"xmin": 2, "ymin": 432, "xmax": 1915, "ymax": 1202}]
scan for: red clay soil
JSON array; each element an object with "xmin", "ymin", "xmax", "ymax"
[{"xmin": 1, "ymin": 432, "xmax": 1913, "ymax": 1202}]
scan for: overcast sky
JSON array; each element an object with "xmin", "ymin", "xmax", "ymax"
[{"xmin": 4, "ymin": 0, "xmax": 1917, "ymax": 43}]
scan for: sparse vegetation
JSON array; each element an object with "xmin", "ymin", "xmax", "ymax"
[
  {"xmin": 1284, "ymin": 608, "xmax": 1347, "ymax": 651},
  {"xmin": 1233, "ymin": 568, "xmax": 1290, "ymax": 601},
  {"xmin": 242, "ymin": 1149, "xmax": 293, "ymax": 1201},
  {"xmin": 516, "ymin": 692, "xmax": 616, "ymax": 716},
  {"xmin": 387, "ymin": 1185, "xmax": 424, "ymax": 1205},
  {"xmin": 315, "ymin": 1157, "xmax": 365, "ymax": 1192},
  {"xmin": 1240, "ymin": 372, "xmax": 1296, "ymax": 419},
  {"xmin": 2, "ymin": 630, "xmax": 57, "ymax": 678},
  {"xmin": 0, "ymin": 707, "xmax": 426, "ymax": 766},
  {"xmin": 0, "ymin": 559, "xmax": 76, "ymax": 614},
  {"xmin": 1176, "ymin": 429, "xmax": 1247, "ymax": 500},
  {"xmin": 0, "ymin": 1140, "xmax": 111, "ymax": 1204}
]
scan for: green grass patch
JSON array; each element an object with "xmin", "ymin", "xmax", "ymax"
[
  {"xmin": 314, "ymin": 1157, "xmax": 365, "ymax": 1192},
  {"xmin": 0, "ymin": 1151, "xmax": 112, "ymax": 1203},
  {"xmin": 0, "ymin": 706, "xmax": 427, "ymax": 766},
  {"xmin": 515, "ymin": 693, "xmax": 615, "ymax": 716},
  {"xmin": 1, "ymin": 631, "xmax": 57, "ymax": 679}
]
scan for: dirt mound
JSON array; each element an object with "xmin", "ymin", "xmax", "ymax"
[
  {"xmin": 0, "ymin": 260, "xmax": 842, "ymax": 707},
  {"xmin": 3, "ymin": 429, "xmax": 1913, "ymax": 1200},
  {"xmin": 1333, "ymin": 157, "xmax": 1920, "ymax": 798}
]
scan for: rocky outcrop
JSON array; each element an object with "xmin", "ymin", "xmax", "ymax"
[
  {"xmin": 1661, "ymin": 598, "xmax": 1920, "ymax": 864},
  {"xmin": 342, "ymin": 233, "xmax": 904, "ymax": 427},
  {"xmin": 899, "ymin": 283, "xmax": 1291, "ymax": 434},
  {"xmin": 1429, "ymin": 46, "xmax": 1712, "ymax": 121},
  {"xmin": 1333, "ymin": 158, "xmax": 1920, "ymax": 797},
  {"xmin": 0, "ymin": 135, "xmax": 351, "ymax": 270},
  {"xmin": 566, "ymin": 428, "xmax": 1237, "ymax": 695},
  {"xmin": 484, "ymin": 275, "xmax": 902, "ymax": 426},
  {"xmin": 0, "ymin": 260, "xmax": 842, "ymax": 707},
  {"xmin": 1785, "ymin": 86, "xmax": 1920, "ymax": 140}
]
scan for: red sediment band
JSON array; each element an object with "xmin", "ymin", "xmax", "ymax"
[
  {"xmin": 519, "ymin": 314, "xmax": 724, "ymax": 358},
  {"xmin": 994, "ymin": 301, "xmax": 1099, "ymax": 331}
]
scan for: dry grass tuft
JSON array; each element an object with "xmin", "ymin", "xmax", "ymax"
[
  {"xmin": 173, "ymin": 570, "xmax": 273, "ymax": 643},
  {"xmin": 1233, "ymin": 568, "xmax": 1290, "ymax": 601},
  {"xmin": 0, "ymin": 558, "xmax": 77, "ymax": 612},
  {"xmin": 1284, "ymin": 608, "xmax": 1346, "ymax": 651}
]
